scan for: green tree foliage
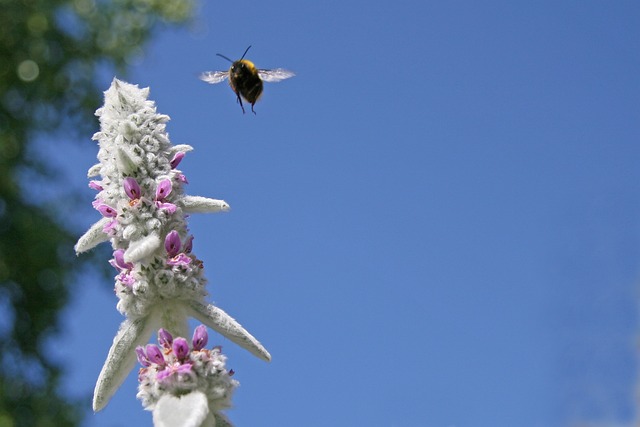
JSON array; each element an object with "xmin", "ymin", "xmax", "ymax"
[{"xmin": 0, "ymin": 0, "xmax": 194, "ymax": 425}]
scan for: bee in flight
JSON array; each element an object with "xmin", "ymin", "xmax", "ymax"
[{"xmin": 200, "ymin": 45, "xmax": 295, "ymax": 114}]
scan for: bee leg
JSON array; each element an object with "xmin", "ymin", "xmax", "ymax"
[
  {"xmin": 236, "ymin": 94, "xmax": 246, "ymax": 114},
  {"xmin": 251, "ymin": 103, "xmax": 257, "ymax": 115}
]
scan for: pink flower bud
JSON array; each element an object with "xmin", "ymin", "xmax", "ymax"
[
  {"xmin": 155, "ymin": 179, "xmax": 172, "ymax": 201},
  {"xmin": 158, "ymin": 328, "xmax": 173, "ymax": 349},
  {"xmin": 164, "ymin": 231, "xmax": 181, "ymax": 257},
  {"xmin": 192, "ymin": 325, "xmax": 208, "ymax": 351},
  {"xmin": 172, "ymin": 337, "xmax": 189, "ymax": 361},
  {"xmin": 170, "ymin": 152, "xmax": 185, "ymax": 169},
  {"xmin": 123, "ymin": 177, "xmax": 142, "ymax": 200},
  {"xmin": 96, "ymin": 203, "xmax": 117, "ymax": 218},
  {"xmin": 145, "ymin": 344, "xmax": 165, "ymax": 366}
]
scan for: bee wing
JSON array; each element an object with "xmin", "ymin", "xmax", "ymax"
[
  {"xmin": 199, "ymin": 71, "xmax": 230, "ymax": 84},
  {"xmin": 258, "ymin": 68, "xmax": 296, "ymax": 83}
]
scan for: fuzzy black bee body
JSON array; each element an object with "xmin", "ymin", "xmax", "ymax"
[{"xmin": 200, "ymin": 46, "xmax": 295, "ymax": 114}]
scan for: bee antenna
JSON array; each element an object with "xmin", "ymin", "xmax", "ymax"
[
  {"xmin": 240, "ymin": 45, "xmax": 252, "ymax": 60},
  {"xmin": 216, "ymin": 53, "xmax": 234, "ymax": 63}
]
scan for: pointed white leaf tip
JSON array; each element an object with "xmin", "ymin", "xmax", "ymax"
[
  {"xmin": 93, "ymin": 316, "xmax": 158, "ymax": 412},
  {"xmin": 189, "ymin": 302, "xmax": 271, "ymax": 362},
  {"xmin": 75, "ymin": 218, "xmax": 110, "ymax": 254},
  {"xmin": 181, "ymin": 196, "xmax": 231, "ymax": 213}
]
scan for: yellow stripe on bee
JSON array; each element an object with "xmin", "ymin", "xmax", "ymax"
[{"xmin": 238, "ymin": 59, "xmax": 257, "ymax": 72}]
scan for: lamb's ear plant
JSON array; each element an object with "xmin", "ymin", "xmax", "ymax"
[{"xmin": 76, "ymin": 78, "xmax": 269, "ymax": 425}]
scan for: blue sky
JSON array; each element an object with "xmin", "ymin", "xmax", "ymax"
[{"xmin": 52, "ymin": 1, "xmax": 640, "ymax": 426}]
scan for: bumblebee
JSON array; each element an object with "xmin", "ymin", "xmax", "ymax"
[{"xmin": 200, "ymin": 45, "xmax": 295, "ymax": 114}]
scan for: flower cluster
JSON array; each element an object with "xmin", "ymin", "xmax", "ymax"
[
  {"xmin": 78, "ymin": 80, "xmax": 209, "ymax": 319},
  {"xmin": 136, "ymin": 326, "xmax": 238, "ymax": 417},
  {"xmin": 75, "ymin": 79, "xmax": 270, "ymax": 416}
]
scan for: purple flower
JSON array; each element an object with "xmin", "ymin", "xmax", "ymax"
[
  {"xmin": 156, "ymin": 201, "xmax": 177, "ymax": 214},
  {"xmin": 95, "ymin": 203, "xmax": 117, "ymax": 218},
  {"xmin": 183, "ymin": 235, "xmax": 194, "ymax": 253},
  {"xmin": 164, "ymin": 231, "xmax": 192, "ymax": 266},
  {"xmin": 192, "ymin": 325, "xmax": 208, "ymax": 351},
  {"xmin": 89, "ymin": 180, "xmax": 104, "ymax": 191},
  {"xmin": 172, "ymin": 337, "xmax": 190, "ymax": 361},
  {"xmin": 155, "ymin": 179, "xmax": 177, "ymax": 213},
  {"xmin": 167, "ymin": 253, "xmax": 192, "ymax": 267},
  {"xmin": 95, "ymin": 203, "xmax": 118, "ymax": 235},
  {"xmin": 103, "ymin": 220, "xmax": 118, "ymax": 236},
  {"xmin": 109, "ymin": 249, "xmax": 135, "ymax": 287},
  {"xmin": 158, "ymin": 328, "xmax": 173, "ymax": 350},
  {"xmin": 110, "ymin": 249, "xmax": 133, "ymax": 271},
  {"xmin": 117, "ymin": 273, "xmax": 134, "ymax": 286},
  {"xmin": 135, "ymin": 346, "xmax": 151, "ymax": 367},
  {"xmin": 169, "ymin": 152, "xmax": 189, "ymax": 183},
  {"xmin": 94, "ymin": 202, "xmax": 118, "ymax": 234},
  {"xmin": 155, "ymin": 179, "xmax": 172, "ymax": 201},
  {"xmin": 156, "ymin": 362, "xmax": 193, "ymax": 383},
  {"xmin": 170, "ymin": 152, "xmax": 185, "ymax": 169},
  {"xmin": 123, "ymin": 177, "xmax": 142, "ymax": 201},
  {"xmin": 164, "ymin": 231, "xmax": 181, "ymax": 258},
  {"xmin": 156, "ymin": 368, "xmax": 170, "ymax": 382},
  {"xmin": 145, "ymin": 344, "xmax": 166, "ymax": 366}
]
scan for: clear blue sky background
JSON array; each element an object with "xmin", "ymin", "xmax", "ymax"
[{"xmin": 49, "ymin": 1, "xmax": 640, "ymax": 426}]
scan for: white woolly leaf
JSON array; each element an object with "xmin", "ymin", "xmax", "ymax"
[
  {"xmin": 180, "ymin": 196, "xmax": 230, "ymax": 214},
  {"xmin": 75, "ymin": 218, "xmax": 110, "ymax": 254},
  {"xmin": 169, "ymin": 144, "xmax": 194, "ymax": 155},
  {"xmin": 87, "ymin": 163, "xmax": 102, "ymax": 178},
  {"xmin": 188, "ymin": 301, "xmax": 271, "ymax": 362},
  {"xmin": 124, "ymin": 233, "xmax": 161, "ymax": 263},
  {"xmin": 93, "ymin": 315, "xmax": 158, "ymax": 412}
]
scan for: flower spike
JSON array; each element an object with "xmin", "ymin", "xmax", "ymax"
[{"xmin": 78, "ymin": 79, "xmax": 270, "ymax": 415}]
